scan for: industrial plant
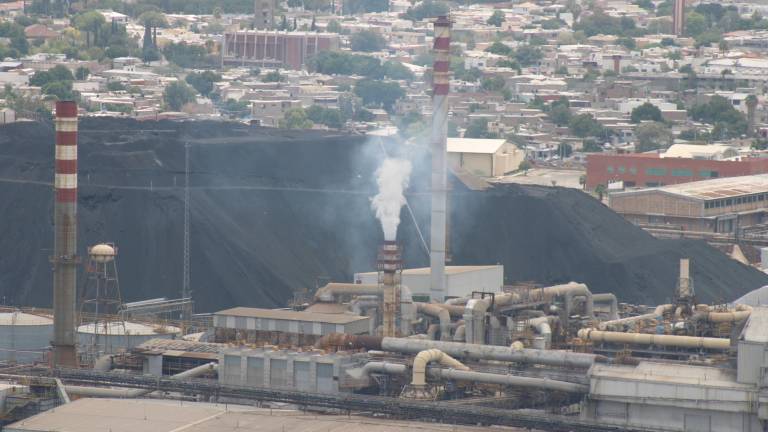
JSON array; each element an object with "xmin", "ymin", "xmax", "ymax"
[{"xmin": 0, "ymin": 16, "xmax": 767, "ymax": 432}]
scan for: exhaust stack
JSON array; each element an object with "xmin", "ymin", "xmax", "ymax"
[
  {"xmin": 378, "ymin": 241, "xmax": 402, "ymax": 337},
  {"xmin": 52, "ymin": 101, "xmax": 79, "ymax": 367},
  {"xmin": 429, "ymin": 16, "xmax": 451, "ymax": 302}
]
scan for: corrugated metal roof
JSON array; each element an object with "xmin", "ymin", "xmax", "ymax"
[
  {"xmin": 215, "ymin": 307, "xmax": 368, "ymax": 324},
  {"xmin": 447, "ymin": 138, "xmax": 507, "ymax": 154},
  {"xmin": 740, "ymin": 306, "xmax": 768, "ymax": 343},
  {"xmin": 612, "ymin": 174, "xmax": 768, "ymax": 201}
]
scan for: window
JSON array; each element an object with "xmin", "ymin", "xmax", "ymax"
[
  {"xmin": 760, "ymin": 194, "xmax": 765, "ymax": 201},
  {"xmin": 726, "ymin": 199, "xmax": 733, "ymax": 206},
  {"xmin": 645, "ymin": 182, "xmax": 660, "ymax": 187},
  {"xmin": 699, "ymin": 170, "xmax": 717, "ymax": 178},
  {"xmin": 618, "ymin": 166, "xmax": 626, "ymax": 174},
  {"xmin": 629, "ymin": 167, "xmax": 637, "ymax": 174},
  {"xmin": 671, "ymin": 169, "xmax": 693, "ymax": 177},
  {"xmin": 607, "ymin": 166, "xmax": 614, "ymax": 173},
  {"xmin": 645, "ymin": 167, "xmax": 667, "ymax": 176}
]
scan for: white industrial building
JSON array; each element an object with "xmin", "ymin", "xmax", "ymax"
[
  {"xmin": 447, "ymin": 138, "xmax": 524, "ymax": 177},
  {"xmin": 214, "ymin": 307, "xmax": 371, "ymax": 336},
  {"xmin": 354, "ymin": 265, "xmax": 504, "ymax": 301}
]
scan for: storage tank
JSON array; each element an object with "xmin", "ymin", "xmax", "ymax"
[
  {"xmin": 77, "ymin": 321, "xmax": 180, "ymax": 354},
  {"xmin": 0, "ymin": 312, "xmax": 53, "ymax": 364}
]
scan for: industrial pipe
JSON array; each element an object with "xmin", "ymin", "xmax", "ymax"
[
  {"xmin": 577, "ymin": 329, "xmax": 731, "ymax": 350},
  {"xmin": 453, "ymin": 324, "xmax": 466, "ymax": 342},
  {"xmin": 411, "ymin": 349, "xmax": 469, "ymax": 386},
  {"xmin": 693, "ymin": 304, "xmax": 752, "ymax": 323},
  {"xmin": 599, "ymin": 304, "xmax": 673, "ymax": 330},
  {"xmin": 533, "ymin": 283, "xmax": 593, "ymax": 319},
  {"xmin": 359, "ymin": 362, "xmax": 587, "ymax": 393},
  {"xmin": 417, "ymin": 303, "xmax": 452, "ymax": 341},
  {"xmin": 435, "ymin": 303, "xmax": 465, "ymax": 318},
  {"xmin": 426, "ymin": 324, "xmax": 440, "ymax": 340},
  {"xmin": 592, "ymin": 293, "xmax": 619, "ymax": 321},
  {"xmin": 315, "ymin": 334, "xmax": 600, "ymax": 368},
  {"xmin": 528, "ymin": 316, "xmax": 557, "ymax": 349},
  {"xmin": 314, "ymin": 283, "xmax": 381, "ymax": 302},
  {"xmin": 463, "ymin": 292, "xmax": 520, "ymax": 344},
  {"xmin": 65, "ymin": 362, "xmax": 219, "ymax": 398}
]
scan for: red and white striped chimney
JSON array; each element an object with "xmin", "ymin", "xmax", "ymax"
[
  {"xmin": 429, "ymin": 16, "xmax": 451, "ymax": 303},
  {"xmin": 52, "ymin": 100, "xmax": 79, "ymax": 367}
]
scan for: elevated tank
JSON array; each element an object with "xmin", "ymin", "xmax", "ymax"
[
  {"xmin": 0, "ymin": 312, "xmax": 53, "ymax": 364},
  {"xmin": 77, "ymin": 321, "xmax": 180, "ymax": 354}
]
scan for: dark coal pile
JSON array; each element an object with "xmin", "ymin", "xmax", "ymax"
[{"xmin": 0, "ymin": 118, "xmax": 764, "ymax": 311}]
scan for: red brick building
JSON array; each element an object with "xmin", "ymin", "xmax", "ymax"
[
  {"xmin": 586, "ymin": 153, "xmax": 768, "ymax": 189},
  {"xmin": 222, "ymin": 31, "xmax": 340, "ymax": 70}
]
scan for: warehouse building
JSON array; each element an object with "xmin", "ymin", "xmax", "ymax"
[
  {"xmin": 354, "ymin": 265, "xmax": 504, "ymax": 302},
  {"xmin": 213, "ymin": 307, "xmax": 370, "ymax": 345},
  {"xmin": 447, "ymin": 138, "xmax": 525, "ymax": 177},
  {"xmin": 586, "ymin": 150, "xmax": 768, "ymax": 190},
  {"xmin": 609, "ymin": 174, "xmax": 768, "ymax": 233}
]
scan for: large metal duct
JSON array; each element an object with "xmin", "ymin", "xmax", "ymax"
[
  {"xmin": 52, "ymin": 101, "xmax": 79, "ymax": 368},
  {"xmin": 577, "ymin": 329, "xmax": 731, "ymax": 350},
  {"xmin": 417, "ymin": 303, "xmax": 451, "ymax": 341},
  {"xmin": 360, "ymin": 362, "xmax": 587, "ymax": 393},
  {"xmin": 463, "ymin": 292, "xmax": 520, "ymax": 344},
  {"xmin": 592, "ymin": 293, "xmax": 619, "ymax": 321},
  {"xmin": 317, "ymin": 334, "xmax": 600, "ymax": 368},
  {"xmin": 599, "ymin": 304, "xmax": 673, "ymax": 330},
  {"xmin": 532, "ymin": 283, "xmax": 594, "ymax": 319},
  {"xmin": 693, "ymin": 304, "xmax": 752, "ymax": 323},
  {"xmin": 528, "ymin": 316, "xmax": 557, "ymax": 349},
  {"xmin": 411, "ymin": 349, "xmax": 469, "ymax": 386},
  {"xmin": 429, "ymin": 16, "xmax": 451, "ymax": 302},
  {"xmin": 314, "ymin": 283, "xmax": 381, "ymax": 302}
]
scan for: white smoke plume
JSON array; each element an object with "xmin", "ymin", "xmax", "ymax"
[{"xmin": 371, "ymin": 158, "xmax": 412, "ymax": 241}]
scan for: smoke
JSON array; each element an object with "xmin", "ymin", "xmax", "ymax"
[{"xmin": 371, "ymin": 158, "xmax": 412, "ymax": 241}]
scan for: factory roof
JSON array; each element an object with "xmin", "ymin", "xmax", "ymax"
[
  {"xmin": 356, "ymin": 265, "xmax": 501, "ymax": 277},
  {"xmin": 447, "ymin": 138, "xmax": 507, "ymax": 154},
  {"xmin": 0, "ymin": 312, "xmax": 52, "ymax": 326},
  {"xmin": 590, "ymin": 361, "xmax": 750, "ymax": 390},
  {"xmin": 7, "ymin": 398, "xmax": 509, "ymax": 432},
  {"xmin": 611, "ymin": 174, "xmax": 768, "ymax": 201},
  {"xmin": 135, "ymin": 338, "xmax": 227, "ymax": 355},
  {"xmin": 77, "ymin": 321, "xmax": 181, "ymax": 336},
  {"xmin": 215, "ymin": 307, "xmax": 369, "ymax": 324}
]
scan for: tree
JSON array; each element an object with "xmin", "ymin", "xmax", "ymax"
[
  {"xmin": 42, "ymin": 81, "xmax": 74, "ymax": 100},
  {"xmin": 557, "ymin": 142, "xmax": 573, "ymax": 158},
  {"xmin": 350, "ymin": 30, "xmax": 386, "ymax": 52},
  {"xmin": 327, "ymin": 20, "xmax": 342, "ymax": 33},
  {"xmin": 404, "ymin": 0, "xmax": 449, "ymax": 21},
  {"xmin": 310, "ymin": 51, "xmax": 385, "ymax": 78},
  {"xmin": 220, "ymin": 99, "xmax": 250, "ymax": 118},
  {"xmin": 382, "ymin": 60, "xmax": 414, "ymax": 81},
  {"xmin": 163, "ymin": 81, "xmax": 196, "ymax": 111},
  {"xmin": 746, "ymin": 94, "xmax": 758, "ymax": 137},
  {"xmin": 354, "ymin": 79, "xmax": 404, "ymax": 111},
  {"xmin": 280, "ymin": 107, "xmax": 314, "ymax": 129},
  {"xmin": 343, "ymin": 0, "xmax": 389, "ymax": 14},
  {"xmin": 630, "ymin": 102, "xmax": 663, "ymax": 123},
  {"xmin": 262, "ymin": 70, "xmax": 285, "ymax": 82},
  {"xmin": 186, "ymin": 71, "xmax": 222, "ymax": 96},
  {"xmin": 30, "ymin": 65, "xmax": 74, "ymax": 87},
  {"xmin": 485, "ymin": 41, "xmax": 513, "ymax": 56},
  {"xmin": 487, "ymin": 11, "xmax": 505, "ymax": 27},
  {"xmin": 481, "ymin": 76, "xmax": 505, "ymax": 92},
  {"xmin": 306, "ymin": 105, "xmax": 344, "ymax": 128},
  {"xmin": 107, "ymin": 81, "xmax": 127, "ymax": 91},
  {"xmin": 74, "ymin": 11, "xmax": 106, "ymax": 48},
  {"xmin": 164, "ymin": 43, "xmax": 212, "ymax": 68},
  {"xmin": 75, "ymin": 66, "xmax": 90, "ymax": 80},
  {"xmin": 569, "ymin": 113, "xmax": 604, "ymax": 138},
  {"xmin": 549, "ymin": 103, "xmax": 571, "ymax": 126},
  {"xmin": 689, "ymin": 95, "xmax": 747, "ymax": 139},
  {"xmin": 139, "ymin": 10, "xmax": 167, "ymax": 61},
  {"xmin": 583, "ymin": 138, "xmax": 604, "ymax": 152},
  {"xmin": 617, "ymin": 36, "xmax": 636, "ymax": 50},
  {"xmin": 685, "ymin": 12, "xmax": 708, "ymax": 37},
  {"xmin": 635, "ymin": 121, "xmax": 673, "ymax": 152},
  {"xmin": 464, "ymin": 118, "xmax": 497, "ymax": 138},
  {"xmin": 518, "ymin": 160, "xmax": 532, "ymax": 174},
  {"xmin": 514, "ymin": 45, "xmax": 543, "ymax": 67}
]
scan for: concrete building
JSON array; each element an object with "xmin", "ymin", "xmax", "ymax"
[
  {"xmin": 250, "ymin": 98, "xmax": 302, "ymax": 127},
  {"xmin": 253, "ymin": 0, "xmax": 276, "ymax": 29},
  {"xmin": 447, "ymin": 138, "xmax": 525, "ymax": 177},
  {"xmin": 213, "ymin": 307, "xmax": 370, "ymax": 344},
  {"xmin": 354, "ymin": 265, "xmax": 504, "ymax": 302},
  {"xmin": 609, "ymin": 174, "xmax": 768, "ymax": 233},
  {"xmin": 222, "ymin": 31, "xmax": 340, "ymax": 69},
  {"xmin": 586, "ymin": 152, "xmax": 768, "ymax": 189}
]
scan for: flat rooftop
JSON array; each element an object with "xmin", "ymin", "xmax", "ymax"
[
  {"xmin": 215, "ymin": 307, "xmax": 369, "ymax": 324},
  {"xmin": 356, "ymin": 265, "xmax": 501, "ymax": 277},
  {"xmin": 612, "ymin": 174, "xmax": 768, "ymax": 201},
  {"xmin": 7, "ymin": 399, "xmax": 522, "ymax": 432}
]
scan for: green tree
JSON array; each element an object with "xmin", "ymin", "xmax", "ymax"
[
  {"xmin": 382, "ymin": 60, "xmax": 414, "ymax": 81},
  {"xmin": 514, "ymin": 45, "xmax": 543, "ymax": 67},
  {"xmin": 354, "ymin": 79, "xmax": 404, "ymax": 111},
  {"xmin": 30, "ymin": 65, "xmax": 74, "ymax": 87},
  {"xmin": 583, "ymin": 138, "xmax": 604, "ymax": 152},
  {"xmin": 163, "ymin": 42, "xmax": 212, "ymax": 68},
  {"xmin": 630, "ymin": 102, "xmax": 663, "ymax": 123},
  {"xmin": 487, "ymin": 10, "xmax": 505, "ymax": 27},
  {"xmin": 404, "ymin": 0, "xmax": 449, "ymax": 21},
  {"xmin": 518, "ymin": 159, "xmax": 532, "ymax": 173},
  {"xmin": 42, "ymin": 80, "xmax": 74, "ymax": 100},
  {"xmin": 280, "ymin": 107, "xmax": 314, "ymax": 129},
  {"xmin": 107, "ymin": 81, "xmax": 126, "ymax": 91},
  {"xmin": 185, "ymin": 71, "xmax": 222, "ymax": 96},
  {"xmin": 464, "ymin": 118, "xmax": 498, "ymax": 138},
  {"xmin": 689, "ymin": 95, "xmax": 747, "ymax": 139},
  {"xmin": 485, "ymin": 41, "xmax": 513, "ymax": 56},
  {"xmin": 163, "ymin": 81, "xmax": 196, "ymax": 111},
  {"xmin": 685, "ymin": 12, "xmax": 708, "ymax": 37},
  {"xmin": 635, "ymin": 121, "xmax": 673, "ymax": 152},
  {"xmin": 343, "ymin": 0, "xmax": 389, "ymax": 14},
  {"xmin": 549, "ymin": 103, "xmax": 571, "ymax": 126},
  {"xmin": 350, "ymin": 30, "xmax": 386, "ymax": 52},
  {"xmin": 569, "ymin": 113, "xmax": 604, "ymax": 137},
  {"xmin": 74, "ymin": 11, "xmax": 106, "ymax": 47},
  {"xmin": 75, "ymin": 66, "xmax": 90, "ymax": 80},
  {"xmin": 327, "ymin": 20, "xmax": 342, "ymax": 33},
  {"xmin": 310, "ymin": 51, "xmax": 384, "ymax": 78},
  {"xmin": 481, "ymin": 76, "xmax": 505, "ymax": 92},
  {"xmin": 262, "ymin": 70, "xmax": 285, "ymax": 82},
  {"xmin": 617, "ymin": 36, "xmax": 636, "ymax": 50},
  {"xmin": 220, "ymin": 98, "xmax": 250, "ymax": 118},
  {"xmin": 306, "ymin": 105, "xmax": 344, "ymax": 128}
]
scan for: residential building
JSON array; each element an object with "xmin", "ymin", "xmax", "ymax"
[
  {"xmin": 222, "ymin": 31, "xmax": 340, "ymax": 69},
  {"xmin": 609, "ymin": 174, "xmax": 768, "ymax": 233},
  {"xmin": 254, "ymin": 0, "xmax": 276, "ymax": 30},
  {"xmin": 447, "ymin": 138, "xmax": 525, "ymax": 177}
]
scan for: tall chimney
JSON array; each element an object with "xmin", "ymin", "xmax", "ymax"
[
  {"xmin": 430, "ymin": 16, "xmax": 451, "ymax": 303},
  {"xmin": 52, "ymin": 101, "xmax": 79, "ymax": 367},
  {"xmin": 378, "ymin": 241, "xmax": 402, "ymax": 337}
]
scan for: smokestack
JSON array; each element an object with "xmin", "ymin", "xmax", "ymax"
[
  {"xmin": 430, "ymin": 16, "xmax": 451, "ymax": 303},
  {"xmin": 612, "ymin": 55, "xmax": 621, "ymax": 75},
  {"xmin": 378, "ymin": 241, "xmax": 402, "ymax": 337},
  {"xmin": 52, "ymin": 101, "xmax": 79, "ymax": 367}
]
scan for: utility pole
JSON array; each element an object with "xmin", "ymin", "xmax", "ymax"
[{"xmin": 182, "ymin": 142, "xmax": 191, "ymax": 322}]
